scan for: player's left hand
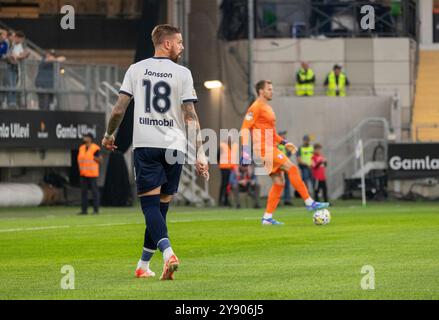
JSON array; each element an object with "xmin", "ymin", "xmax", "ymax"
[
  {"xmin": 285, "ymin": 142, "xmax": 297, "ymax": 154},
  {"xmin": 102, "ymin": 135, "xmax": 117, "ymax": 152},
  {"xmin": 196, "ymin": 161, "xmax": 209, "ymax": 181},
  {"xmin": 196, "ymin": 152, "xmax": 209, "ymax": 181}
]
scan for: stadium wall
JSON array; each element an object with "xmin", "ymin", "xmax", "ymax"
[{"xmin": 221, "ymin": 38, "xmax": 415, "ymax": 136}]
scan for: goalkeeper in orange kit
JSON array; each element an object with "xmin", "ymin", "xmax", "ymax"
[{"xmin": 240, "ymin": 80, "xmax": 329, "ymax": 225}]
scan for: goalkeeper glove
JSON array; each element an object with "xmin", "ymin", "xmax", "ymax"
[{"xmin": 240, "ymin": 145, "xmax": 252, "ymax": 166}]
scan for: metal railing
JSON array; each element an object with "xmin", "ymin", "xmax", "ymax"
[
  {"xmin": 0, "ymin": 59, "xmax": 122, "ymax": 111},
  {"xmin": 255, "ymin": 0, "xmax": 418, "ymax": 39},
  {"xmin": 274, "ymin": 84, "xmax": 408, "ymax": 98},
  {"xmin": 275, "ymin": 85, "xmax": 376, "ymax": 97},
  {"xmin": 327, "ymin": 117, "xmax": 390, "ymax": 199}
]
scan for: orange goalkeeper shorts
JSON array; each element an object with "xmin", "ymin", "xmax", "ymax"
[{"xmin": 256, "ymin": 147, "xmax": 289, "ymax": 175}]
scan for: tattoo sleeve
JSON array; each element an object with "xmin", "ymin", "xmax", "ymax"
[
  {"xmin": 106, "ymin": 94, "xmax": 132, "ymax": 135},
  {"xmin": 181, "ymin": 102, "xmax": 205, "ymax": 158}
]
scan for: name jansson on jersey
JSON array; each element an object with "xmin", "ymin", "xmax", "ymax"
[
  {"xmin": 139, "ymin": 117, "xmax": 174, "ymax": 127},
  {"xmin": 144, "ymin": 69, "xmax": 173, "ymax": 78}
]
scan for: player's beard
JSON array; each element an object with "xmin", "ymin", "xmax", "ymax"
[{"xmin": 170, "ymin": 49, "xmax": 182, "ymax": 63}]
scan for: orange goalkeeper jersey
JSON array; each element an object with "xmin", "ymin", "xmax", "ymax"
[{"xmin": 241, "ymin": 98, "xmax": 283, "ymax": 156}]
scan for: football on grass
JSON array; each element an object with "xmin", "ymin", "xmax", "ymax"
[{"xmin": 313, "ymin": 209, "xmax": 331, "ymax": 225}]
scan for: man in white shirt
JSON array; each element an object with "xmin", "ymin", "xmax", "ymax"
[
  {"xmin": 6, "ymin": 31, "xmax": 29, "ymax": 108},
  {"xmin": 101, "ymin": 24, "xmax": 209, "ymax": 281}
]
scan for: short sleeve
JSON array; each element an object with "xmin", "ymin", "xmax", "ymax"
[
  {"xmin": 181, "ymin": 69, "xmax": 198, "ymax": 104},
  {"xmin": 119, "ymin": 65, "xmax": 134, "ymax": 97},
  {"xmin": 241, "ymin": 104, "xmax": 260, "ymax": 130}
]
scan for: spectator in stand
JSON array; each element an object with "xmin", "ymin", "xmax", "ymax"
[
  {"xmin": 5, "ymin": 30, "xmax": 13, "ymax": 49},
  {"xmin": 311, "ymin": 143, "xmax": 328, "ymax": 202},
  {"xmin": 324, "ymin": 64, "xmax": 350, "ymax": 97},
  {"xmin": 230, "ymin": 165, "xmax": 261, "ymax": 209},
  {"xmin": 0, "ymin": 29, "xmax": 9, "ymax": 108},
  {"xmin": 295, "ymin": 61, "xmax": 316, "ymax": 97},
  {"xmin": 6, "ymin": 31, "xmax": 30, "ymax": 108},
  {"xmin": 35, "ymin": 49, "xmax": 66, "ymax": 110},
  {"xmin": 390, "ymin": 0, "xmax": 402, "ymax": 32},
  {"xmin": 0, "ymin": 29, "xmax": 8, "ymax": 58}
]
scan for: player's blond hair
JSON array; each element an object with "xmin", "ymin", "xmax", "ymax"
[{"xmin": 151, "ymin": 24, "xmax": 181, "ymax": 47}]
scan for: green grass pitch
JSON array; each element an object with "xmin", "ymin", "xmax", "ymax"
[{"xmin": 0, "ymin": 201, "xmax": 438, "ymax": 300}]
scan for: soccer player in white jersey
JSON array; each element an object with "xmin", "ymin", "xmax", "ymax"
[{"xmin": 102, "ymin": 25, "xmax": 209, "ymax": 280}]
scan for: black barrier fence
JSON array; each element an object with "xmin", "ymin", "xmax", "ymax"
[
  {"xmin": 219, "ymin": 0, "xmax": 418, "ymax": 40},
  {"xmin": 0, "ymin": 110, "xmax": 106, "ymax": 149},
  {"xmin": 388, "ymin": 143, "xmax": 439, "ymax": 180}
]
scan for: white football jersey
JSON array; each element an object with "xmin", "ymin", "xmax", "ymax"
[{"xmin": 119, "ymin": 57, "xmax": 198, "ymax": 153}]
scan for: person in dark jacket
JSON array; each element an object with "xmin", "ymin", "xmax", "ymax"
[{"xmin": 35, "ymin": 49, "xmax": 65, "ymax": 110}]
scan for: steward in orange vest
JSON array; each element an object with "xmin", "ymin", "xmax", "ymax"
[
  {"xmin": 218, "ymin": 139, "xmax": 238, "ymax": 207},
  {"xmin": 77, "ymin": 133, "xmax": 102, "ymax": 215}
]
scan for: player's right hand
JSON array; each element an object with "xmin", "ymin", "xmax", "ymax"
[
  {"xmin": 285, "ymin": 142, "xmax": 298, "ymax": 154},
  {"xmin": 102, "ymin": 135, "xmax": 117, "ymax": 152}
]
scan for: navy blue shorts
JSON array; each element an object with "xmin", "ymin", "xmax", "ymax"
[{"xmin": 133, "ymin": 147, "xmax": 184, "ymax": 195}]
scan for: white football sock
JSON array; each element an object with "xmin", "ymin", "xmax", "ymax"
[
  {"xmin": 163, "ymin": 247, "xmax": 175, "ymax": 262},
  {"xmin": 305, "ymin": 198, "xmax": 314, "ymax": 206},
  {"xmin": 263, "ymin": 213, "xmax": 273, "ymax": 220},
  {"xmin": 137, "ymin": 259, "xmax": 150, "ymax": 270}
]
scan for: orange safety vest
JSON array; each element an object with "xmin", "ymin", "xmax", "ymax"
[
  {"xmin": 219, "ymin": 142, "xmax": 238, "ymax": 170},
  {"xmin": 77, "ymin": 143, "xmax": 100, "ymax": 178}
]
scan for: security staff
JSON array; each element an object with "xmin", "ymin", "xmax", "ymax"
[
  {"xmin": 77, "ymin": 133, "xmax": 102, "ymax": 215},
  {"xmin": 325, "ymin": 64, "xmax": 350, "ymax": 97},
  {"xmin": 218, "ymin": 137, "xmax": 238, "ymax": 207},
  {"xmin": 295, "ymin": 61, "xmax": 316, "ymax": 97},
  {"xmin": 296, "ymin": 135, "xmax": 314, "ymax": 193}
]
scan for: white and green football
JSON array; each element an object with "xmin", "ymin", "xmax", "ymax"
[{"xmin": 313, "ymin": 209, "xmax": 331, "ymax": 225}]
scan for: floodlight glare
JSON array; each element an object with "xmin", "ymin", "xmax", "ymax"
[{"xmin": 204, "ymin": 80, "xmax": 223, "ymax": 89}]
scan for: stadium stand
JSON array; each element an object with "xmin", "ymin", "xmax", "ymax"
[{"xmin": 412, "ymin": 50, "xmax": 439, "ymax": 142}]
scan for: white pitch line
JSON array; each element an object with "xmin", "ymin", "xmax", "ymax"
[
  {"xmin": 169, "ymin": 216, "xmax": 257, "ymax": 223},
  {"xmin": 0, "ymin": 225, "xmax": 71, "ymax": 233},
  {"xmin": 0, "ymin": 216, "xmax": 262, "ymax": 234}
]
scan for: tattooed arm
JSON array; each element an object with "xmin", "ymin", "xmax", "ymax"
[
  {"xmin": 101, "ymin": 93, "xmax": 132, "ymax": 151},
  {"xmin": 181, "ymin": 101, "xmax": 209, "ymax": 180}
]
